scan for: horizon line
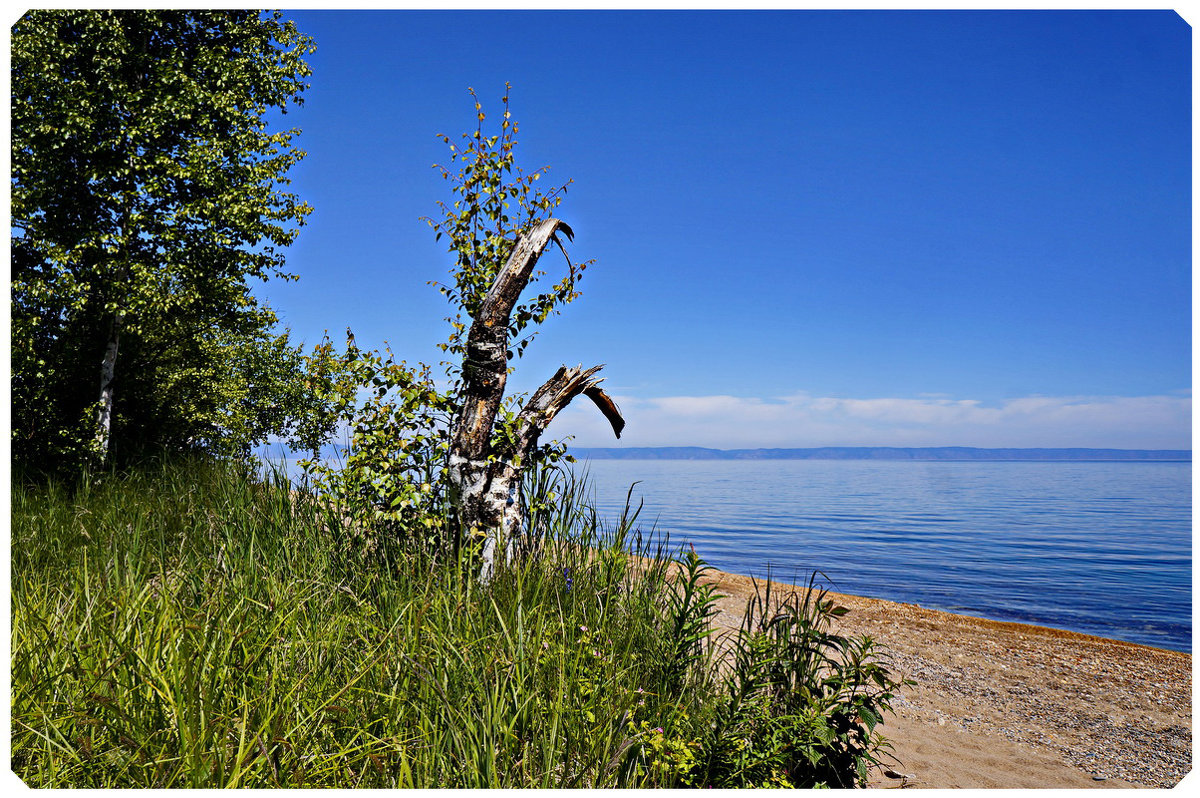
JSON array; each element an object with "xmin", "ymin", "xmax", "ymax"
[{"xmin": 570, "ymin": 445, "xmax": 1192, "ymax": 452}]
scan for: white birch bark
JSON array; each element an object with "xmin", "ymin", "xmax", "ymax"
[
  {"xmin": 446, "ymin": 219, "xmax": 625, "ymax": 581},
  {"xmin": 94, "ymin": 313, "xmax": 122, "ymax": 461}
]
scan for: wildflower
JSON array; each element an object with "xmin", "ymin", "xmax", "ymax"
[
  {"xmin": 579, "ymin": 625, "xmax": 588, "ymax": 632},
  {"xmin": 635, "ymin": 687, "xmax": 644, "ymax": 694},
  {"xmin": 654, "ymin": 727, "xmax": 664, "ymax": 735}
]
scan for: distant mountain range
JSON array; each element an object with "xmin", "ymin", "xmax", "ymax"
[{"xmin": 569, "ymin": 446, "xmax": 1191, "ymax": 461}]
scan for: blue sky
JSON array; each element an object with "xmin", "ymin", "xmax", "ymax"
[{"xmin": 258, "ymin": 10, "xmax": 1191, "ymax": 449}]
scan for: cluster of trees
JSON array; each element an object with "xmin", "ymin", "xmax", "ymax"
[
  {"xmin": 11, "ymin": 11, "xmax": 623, "ymax": 571},
  {"xmin": 12, "ymin": 10, "xmax": 326, "ymax": 474}
]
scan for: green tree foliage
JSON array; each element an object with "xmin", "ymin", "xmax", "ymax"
[
  {"xmin": 425, "ymin": 85, "xmax": 591, "ymax": 372},
  {"xmin": 11, "ymin": 9, "xmax": 322, "ymax": 473}
]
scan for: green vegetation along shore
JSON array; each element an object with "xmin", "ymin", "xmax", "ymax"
[
  {"xmin": 11, "ymin": 458, "xmax": 908, "ymax": 788},
  {"xmin": 11, "ymin": 13, "xmax": 909, "ymax": 787}
]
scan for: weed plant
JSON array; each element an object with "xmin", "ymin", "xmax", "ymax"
[{"xmin": 12, "ymin": 458, "xmax": 906, "ymax": 787}]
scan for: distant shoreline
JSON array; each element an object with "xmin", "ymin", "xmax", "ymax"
[
  {"xmin": 296, "ymin": 445, "xmax": 1192, "ymax": 463},
  {"xmin": 570, "ymin": 446, "xmax": 1191, "ymax": 462}
]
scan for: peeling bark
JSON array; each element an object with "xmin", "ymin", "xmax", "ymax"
[{"xmin": 447, "ymin": 218, "xmax": 624, "ymax": 580}]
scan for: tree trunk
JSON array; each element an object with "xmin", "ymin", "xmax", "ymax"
[
  {"xmin": 447, "ymin": 219, "xmax": 625, "ymax": 580},
  {"xmin": 95, "ymin": 312, "xmax": 122, "ymax": 462}
]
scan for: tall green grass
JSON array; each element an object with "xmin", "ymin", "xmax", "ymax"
[{"xmin": 11, "ymin": 458, "xmax": 905, "ymax": 787}]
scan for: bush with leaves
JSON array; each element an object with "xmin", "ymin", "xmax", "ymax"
[
  {"xmin": 693, "ymin": 574, "xmax": 911, "ymax": 788},
  {"xmin": 300, "ymin": 86, "xmax": 589, "ymax": 553},
  {"xmin": 298, "ymin": 334, "xmax": 455, "ymax": 557},
  {"xmin": 424, "ymin": 84, "xmax": 591, "ymax": 371}
]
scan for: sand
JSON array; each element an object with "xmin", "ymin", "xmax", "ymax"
[{"xmin": 699, "ymin": 568, "xmax": 1192, "ymax": 789}]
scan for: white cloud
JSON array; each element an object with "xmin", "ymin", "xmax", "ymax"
[{"xmin": 545, "ymin": 392, "xmax": 1192, "ymax": 450}]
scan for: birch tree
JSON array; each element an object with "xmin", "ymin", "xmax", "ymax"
[
  {"xmin": 301, "ymin": 88, "xmax": 623, "ymax": 576},
  {"xmin": 429, "ymin": 88, "xmax": 625, "ymax": 577},
  {"xmin": 11, "ymin": 10, "xmax": 315, "ymax": 472}
]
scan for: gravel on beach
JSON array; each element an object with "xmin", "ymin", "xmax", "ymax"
[{"xmin": 700, "ymin": 568, "xmax": 1191, "ymax": 789}]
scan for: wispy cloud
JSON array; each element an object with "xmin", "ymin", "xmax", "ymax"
[{"xmin": 546, "ymin": 392, "xmax": 1192, "ymax": 450}]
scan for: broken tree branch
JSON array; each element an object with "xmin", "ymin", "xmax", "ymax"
[
  {"xmin": 450, "ymin": 217, "xmax": 575, "ymax": 463},
  {"xmin": 508, "ymin": 364, "xmax": 623, "ymax": 460}
]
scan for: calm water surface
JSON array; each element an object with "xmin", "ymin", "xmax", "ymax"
[{"xmin": 571, "ymin": 460, "xmax": 1191, "ymax": 652}]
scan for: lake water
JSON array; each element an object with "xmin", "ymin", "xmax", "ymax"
[{"xmin": 570, "ymin": 459, "xmax": 1191, "ymax": 653}]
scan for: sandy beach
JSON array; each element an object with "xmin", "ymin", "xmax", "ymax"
[{"xmin": 700, "ymin": 568, "xmax": 1191, "ymax": 789}]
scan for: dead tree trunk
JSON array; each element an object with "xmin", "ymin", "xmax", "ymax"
[{"xmin": 447, "ymin": 218, "xmax": 624, "ymax": 580}]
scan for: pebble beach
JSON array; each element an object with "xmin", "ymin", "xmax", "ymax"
[{"xmin": 701, "ymin": 568, "xmax": 1191, "ymax": 789}]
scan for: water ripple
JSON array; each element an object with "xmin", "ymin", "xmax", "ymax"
[{"xmin": 577, "ymin": 460, "xmax": 1191, "ymax": 652}]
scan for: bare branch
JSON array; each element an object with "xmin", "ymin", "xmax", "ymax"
[
  {"xmin": 583, "ymin": 384, "xmax": 625, "ymax": 439},
  {"xmin": 506, "ymin": 363, "xmax": 624, "ymax": 460},
  {"xmin": 478, "ymin": 217, "xmax": 573, "ymax": 324}
]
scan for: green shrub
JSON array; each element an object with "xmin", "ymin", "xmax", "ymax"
[{"xmin": 694, "ymin": 573, "xmax": 910, "ymax": 787}]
